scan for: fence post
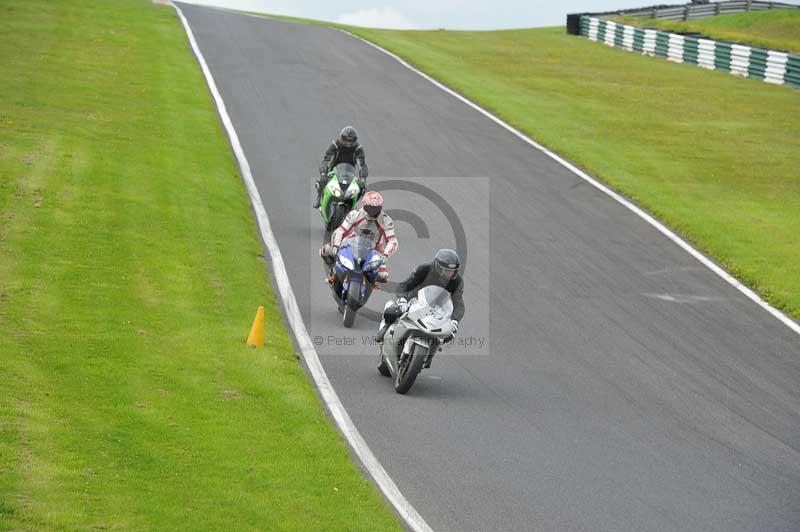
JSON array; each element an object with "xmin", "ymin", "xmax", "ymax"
[
  {"xmin": 684, "ymin": 5, "xmax": 690, "ymax": 20},
  {"xmin": 746, "ymin": 0, "xmax": 752, "ymax": 11},
  {"xmin": 715, "ymin": 3, "xmax": 721, "ymax": 15},
  {"xmin": 651, "ymin": 7, "xmax": 657, "ymax": 18}
]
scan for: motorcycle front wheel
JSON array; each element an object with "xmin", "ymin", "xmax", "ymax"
[
  {"xmin": 342, "ymin": 280, "xmax": 361, "ymax": 328},
  {"xmin": 394, "ymin": 343, "xmax": 427, "ymax": 394},
  {"xmin": 332, "ymin": 202, "xmax": 349, "ymax": 230}
]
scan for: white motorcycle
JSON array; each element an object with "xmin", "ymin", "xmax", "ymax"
[{"xmin": 378, "ymin": 285, "xmax": 455, "ymax": 394}]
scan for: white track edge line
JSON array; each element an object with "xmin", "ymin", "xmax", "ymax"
[
  {"xmin": 172, "ymin": 6, "xmax": 435, "ymax": 531},
  {"xmin": 339, "ymin": 29, "xmax": 800, "ymax": 338}
]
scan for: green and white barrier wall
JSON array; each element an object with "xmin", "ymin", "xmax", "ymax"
[{"xmin": 579, "ymin": 16, "xmax": 800, "ymax": 88}]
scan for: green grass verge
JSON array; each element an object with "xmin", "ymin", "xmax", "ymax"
[
  {"xmin": 246, "ymin": 8, "xmax": 800, "ymax": 321},
  {"xmin": 613, "ymin": 9, "xmax": 800, "ymax": 53},
  {"xmin": 0, "ymin": 1, "xmax": 401, "ymax": 530}
]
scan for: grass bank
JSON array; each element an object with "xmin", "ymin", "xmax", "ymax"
[
  {"xmin": 613, "ymin": 8, "xmax": 800, "ymax": 53},
  {"xmin": 0, "ymin": 0, "xmax": 401, "ymax": 529}
]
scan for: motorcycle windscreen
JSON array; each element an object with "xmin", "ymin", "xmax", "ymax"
[
  {"xmin": 344, "ymin": 236, "xmax": 374, "ymax": 267},
  {"xmin": 334, "ymin": 163, "xmax": 356, "ymax": 187},
  {"xmin": 416, "ymin": 285, "xmax": 453, "ymax": 318}
]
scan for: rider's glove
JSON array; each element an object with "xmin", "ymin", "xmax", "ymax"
[
  {"xmin": 330, "ymin": 245, "xmax": 339, "ymax": 257},
  {"xmin": 451, "ymin": 320, "xmax": 459, "ymax": 334},
  {"xmin": 376, "ymin": 271, "xmax": 388, "ymax": 283}
]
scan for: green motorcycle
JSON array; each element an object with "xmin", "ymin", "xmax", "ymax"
[{"xmin": 319, "ymin": 163, "xmax": 363, "ymax": 241}]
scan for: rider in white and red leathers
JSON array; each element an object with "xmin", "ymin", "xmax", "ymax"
[{"xmin": 322, "ymin": 191, "xmax": 398, "ymax": 282}]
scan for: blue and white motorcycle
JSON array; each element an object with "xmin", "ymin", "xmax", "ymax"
[{"xmin": 329, "ymin": 236, "xmax": 384, "ymax": 327}]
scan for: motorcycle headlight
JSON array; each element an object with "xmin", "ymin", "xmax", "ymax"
[
  {"xmin": 328, "ymin": 180, "xmax": 342, "ymax": 197},
  {"xmin": 338, "ymin": 255, "xmax": 354, "ymax": 270},
  {"xmin": 363, "ymin": 256, "xmax": 382, "ymax": 272}
]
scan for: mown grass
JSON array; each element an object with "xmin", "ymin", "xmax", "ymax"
[
  {"xmin": 613, "ymin": 8, "xmax": 800, "ymax": 52},
  {"xmin": 0, "ymin": 1, "xmax": 401, "ymax": 530}
]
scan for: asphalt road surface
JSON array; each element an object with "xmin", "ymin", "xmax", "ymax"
[{"xmin": 178, "ymin": 5, "xmax": 800, "ymax": 531}]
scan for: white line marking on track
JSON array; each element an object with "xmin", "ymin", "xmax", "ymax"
[
  {"xmin": 172, "ymin": 5, "xmax": 434, "ymax": 531},
  {"xmin": 643, "ymin": 293, "xmax": 724, "ymax": 304},
  {"xmin": 339, "ymin": 29, "xmax": 800, "ymax": 338}
]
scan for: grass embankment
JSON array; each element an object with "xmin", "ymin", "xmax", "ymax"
[
  {"xmin": 613, "ymin": 8, "xmax": 800, "ymax": 53},
  {"xmin": 0, "ymin": 1, "xmax": 401, "ymax": 529},
  {"xmin": 318, "ymin": 25, "xmax": 800, "ymax": 319}
]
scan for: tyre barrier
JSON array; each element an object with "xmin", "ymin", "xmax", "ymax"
[{"xmin": 578, "ymin": 15, "xmax": 800, "ymax": 89}]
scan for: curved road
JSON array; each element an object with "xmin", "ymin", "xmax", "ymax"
[{"xmin": 178, "ymin": 5, "xmax": 800, "ymax": 531}]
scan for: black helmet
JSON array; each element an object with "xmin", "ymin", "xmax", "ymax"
[
  {"xmin": 433, "ymin": 249, "xmax": 460, "ymax": 282},
  {"xmin": 339, "ymin": 126, "xmax": 358, "ymax": 148}
]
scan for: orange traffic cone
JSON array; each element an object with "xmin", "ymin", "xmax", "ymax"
[{"xmin": 247, "ymin": 306, "xmax": 265, "ymax": 347}]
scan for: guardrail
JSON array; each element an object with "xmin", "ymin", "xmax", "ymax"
[
  {"xmin": 617, "ymin": 1, "xmax": 797, "ymax": 22},
  {"xmin": 576, "ymin": 15, "xmax": 800, "ymax": 88},
  {"xmin": 567, "ymin": 1, "xmax": 799, "ymax": 35}
]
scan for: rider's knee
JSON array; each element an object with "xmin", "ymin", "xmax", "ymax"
[{"xmin": 383, "ymin": 303, "xmax": 403, "ymax": 324}]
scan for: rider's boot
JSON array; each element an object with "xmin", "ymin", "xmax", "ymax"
[
  {"xmin": 377, "ymin": 355, "xmax": 391, "ymax": 377},
  {"xmin": 375, "ymin": 319, "xmax": 387, "ymax": 344},
  {"xmin": 312, "ymin": 182, "xmax": 322, "ymax": 208},
  {"xmin": 376, "ymin": 322, "xmax": 391, "ymax": 377}
]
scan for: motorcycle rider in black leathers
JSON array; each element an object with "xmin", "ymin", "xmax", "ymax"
[
  {"xmin": 313, "ymin": 126, "xmax": 368, "ymax": 208},
  {"xmin": 375, "ymin": 249, "xmax": 465, "ymax": 347}
]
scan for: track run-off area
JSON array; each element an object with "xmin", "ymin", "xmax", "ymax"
[{"xmin": 178, "ymin": 5, "xmax": 800, "ymax": 531}]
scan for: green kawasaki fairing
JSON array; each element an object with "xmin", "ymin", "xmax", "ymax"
[{"xmin": 319, "ymin": 162, "xmax": 362, "ymax": 228}]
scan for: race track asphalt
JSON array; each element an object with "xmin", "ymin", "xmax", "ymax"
[{"xmin": 178, "ymin": 5, "xmax": 800, "ymax": 531}]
